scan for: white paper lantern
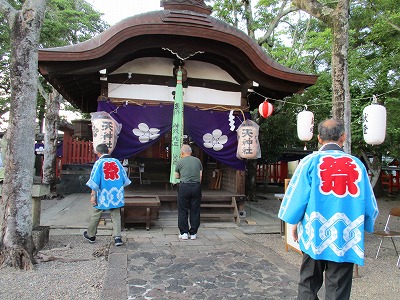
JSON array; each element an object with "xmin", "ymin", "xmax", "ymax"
[
  {"xmin": 91, "ymin": 111, "xmax": 122, "ymax": 153},
  {"xmin": 237, "ymin": 120, "xmax": 260, "ymax": 159},
  {"xmin": 363, "ymin": 103, "xmax": 386, "ymax": 145},
  {"xmin": 297, "ymin": 110, "xmax": 314, "ymax": 141}
]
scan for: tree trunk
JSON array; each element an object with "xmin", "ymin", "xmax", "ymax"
[
  {"xmin": 292, "ymin": 0, "xmax": 351, "ymax": 152},
  {"xmin": 0, "ymin": 0, "xmax": 48, "ymax": 270},
  {"xmin": 246, "ymin": 159, "xmax": 257, "ymax": 201},
  {"xmin": 245, "ymin": 112, "xmax": 259, "ymax": 202},
  {"xmin": 331, "ymin": 0, "xmax": 351, "ymax": 153},
  {"xmin": 42, "ymin": 90, "xmax": 61, "ymax": 194},
  {"xmin": 37, "ymin": 98, "xmax": 46, "ymax": 134},
  {"xmin": 242, "ymin": 0, "xmax": 255, "ymax": 39},
  {"xmin": 360, "ymin": 149, "xmax": 384, "ymax": 196},
  {"xmin": 231, "ymin": 0, "xmax": 239, "ymax": 28}
]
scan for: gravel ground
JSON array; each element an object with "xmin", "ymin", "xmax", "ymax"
[
  {"xmin": 0, "ymin": 235, "xmax": 109, "ymax": 300},
  {"xmin": 0, "ymin": 196, "xmax": 109, "ymax": 300},
  {"xmin": 0, "ymin": 194, "xmax": 399, "ymax": 300}
]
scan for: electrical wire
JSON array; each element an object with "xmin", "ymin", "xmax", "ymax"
[{"xmin": 252, "ymin": 86, "xmax": 400, "ymax": 108}]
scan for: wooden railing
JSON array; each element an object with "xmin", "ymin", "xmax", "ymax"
[
  {"xmin": 57, "ymin": 137, "xmax": 290, "ymax": 185},
  {"xmin": 256, "ymin": 162, "xmax": 288, "ymax": 184},
  {"xmin": 380, "ymin": 167, "xmax": 400, "ymax": 193},
  {"xmin": 61, "ymin": 135, "xmax": 96, "ymax": 165}
]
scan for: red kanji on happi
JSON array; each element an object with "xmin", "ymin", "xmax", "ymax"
[
  {"xmin": 103, "ymin": 161, "xmax": 120, "ymax": 180},
  {"xmin": 319, "ymin": 156, "xmax": 360, "ymax": 196}
]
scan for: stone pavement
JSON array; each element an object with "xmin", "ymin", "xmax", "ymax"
[
  {"xmin": 101, "ymin": 227, "xmax": 300, "ymax": 300},
  {"xmin": 41, "ymin": 193, "xmax": 300, "ymax": 299}
]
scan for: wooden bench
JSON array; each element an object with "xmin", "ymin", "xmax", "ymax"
[{"xmin": 121, "ymin": 196, "xmax": 160, "ymax": 230}]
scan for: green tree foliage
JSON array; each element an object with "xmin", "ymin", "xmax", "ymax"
[
  {"xmin": 349, "ymin": 0, "xmax": 400, "ymax": 163},
  {"xmin": 41, "ymin": 0, "xmax": 107, "ymax": 47},
  {"xmin": 210, "ymin": 0, "xmax": 400, "ymax": 171},
  {"xmin": 37, "ymin": 0, "xmax": 107, "ymax": 130},
  {"xmin": 0, "ymin": 0, "xmax": 107, "ymax": 128},
  {"xmin": 211, "ymin": 0, "xmax": 243, "ymax": 28}
]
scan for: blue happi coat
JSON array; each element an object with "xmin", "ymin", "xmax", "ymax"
[
  {"xmin": 278, "ymin": 144, "xmax": 379, "ymax": 266},
  {"xmin": 86, "ymin": 155, "xmax": 131, "ymax": 210}
]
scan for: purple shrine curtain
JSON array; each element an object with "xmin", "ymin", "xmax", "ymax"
[
  {"xmin": 184, "ymin": 107, "xmax": 246, "ymax": 170},
  {"xmin": 97, "ymin": 100, "xmax": 247, "ymax": 170},
  {"xmin": 97, "ymin": 101, "xmax": 173, "ymax": 159}
]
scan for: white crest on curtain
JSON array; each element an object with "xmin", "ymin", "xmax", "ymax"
[
  {"xmin": 132, "ymin": 123, "xmax": 160, "ymax": 143},
  {"xmin": 203, "ymin": 129, "xmax": 228, "ymax": 151}
]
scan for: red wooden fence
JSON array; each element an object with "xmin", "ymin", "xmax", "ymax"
[
  {"xmin": 256, "ymin": 162, "xmax": 288, "ymax": 184},
  {"xmin": 55, "ymin": 135, "xmax": 97, "ymax": 178},
  {"xmin": 380, "ymin": 168, "xmax": 400, "ymax": 193},
  {"xmin": 61, "ymin": 134, "xmax": 96, "ymax": 165},
  {"xmin": 56, "ymin": 136, "xmax": 290, "ymax": 184}
]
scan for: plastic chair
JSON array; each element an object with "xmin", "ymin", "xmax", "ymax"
[{"xmin": 374, "ymin": 207, "xmax": 400, "ymax": 267}]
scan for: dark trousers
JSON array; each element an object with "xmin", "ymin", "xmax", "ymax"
[
  {"xmin": 177, "ymin": 183, "xmax": 202, "ymax": 235},
  {"xmin": 297, "ymin": 253, "xmax": 354, "ymax": 300}
]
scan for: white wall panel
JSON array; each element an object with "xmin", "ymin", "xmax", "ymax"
[{"xmin": 108, "ymin": 84, "xmax": 241, "ymax": 106}]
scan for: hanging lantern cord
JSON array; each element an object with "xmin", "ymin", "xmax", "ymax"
[{"xmin": 238, "ymin": 109, "xmax": 245, "ymax": 121}]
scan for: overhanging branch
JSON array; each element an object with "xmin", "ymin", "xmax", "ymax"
[{"xmin": 292, "ymin": 0, "xmax": 333, "ymax": 25}]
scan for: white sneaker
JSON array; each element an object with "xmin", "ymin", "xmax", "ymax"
[
  {"xmin": 179, "ymin": 233, "xmax": 188, "ymax": 240},
  {"xmin": 190, "ymin": 234, "xmax": 197, "ymax": 240}
]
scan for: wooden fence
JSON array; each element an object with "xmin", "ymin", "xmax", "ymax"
[
  {"xmin": 256, "ymin": 162, "xmax": 288, "ymax": 184},
  {"xmin": 380, "ymin": 167, "xmax": 400, "ymax": 193},
  {"xmin": 61, "ymin": 135, "xmax": 96, "ymax": 165},
  {"xmin": 56, "ymin": 136, "xmax": 290, "ymax": 185}
]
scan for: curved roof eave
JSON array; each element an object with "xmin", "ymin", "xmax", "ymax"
[{"xmin": 38, "ymin": 10, "xmax": 318, "ymax": 87}]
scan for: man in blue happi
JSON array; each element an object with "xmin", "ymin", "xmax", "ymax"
[
  {"xmin": 278, "ymin": 119, "xmax": 379, "ymax": 300},
  {"xmin": 83, "ymin": 143, "xmax": 131, "ymax": 246}
]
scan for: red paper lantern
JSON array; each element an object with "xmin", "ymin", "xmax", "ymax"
[{"xmin": 258, "ymin": 100, "xmax": 274, "ymax": 118}]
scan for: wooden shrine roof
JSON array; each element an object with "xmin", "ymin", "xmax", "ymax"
[{"xmin": 38, "ymin": 0, "xmax": 318, "ymax": 113}]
